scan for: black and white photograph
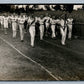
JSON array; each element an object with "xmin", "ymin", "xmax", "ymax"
[{"xmin": 0, "ymin": 4, "xmax": 84, "ymax": 81}]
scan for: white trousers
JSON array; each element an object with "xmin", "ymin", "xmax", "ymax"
[
  {"xmin": 51, "ymin": 25, "xmax": 56, "ymax": 38},
  {"xmin": 19, "ymin": 24, "xmax": 24, "ymax": 41},
  {"xmin": 68, "ymin": 25, "xmax": 72, "ymax": 39},
  {"xmin": 4, "ymin": 23, "xmax": 8, "ymax": 34},
  {"xmin": 45, "ymin": 23, "xmax": 49, "ymax": 29},
  {"xmin": 4, "ymin": 23, "xmax": 8, "ymax": 29},
  {"xmin": 60, "ymin": 27, "xmax": 67, "ymax": 45},
  {"xmin": 29, "ymin": 26, "xmax": 35, "ymax": 47},
  {"xmin": 45, "ymin": 23, "xmax": 50, "ymax": 35},
  {"xmin": 39, "ymin": 25, "xmax": 44, "ymax": 40},
  {"xmin": 12, "ymin": 22, "xmax": 17, "ymax": 38}
]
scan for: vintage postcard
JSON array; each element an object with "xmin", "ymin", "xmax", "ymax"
[{"xmin": 0, "ymin": 0, "xmax": 84, "ymax": 84}]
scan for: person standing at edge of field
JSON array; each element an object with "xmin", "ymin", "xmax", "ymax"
[
  {"xmin": 3, "ymin": 13, "xmax": 9, "ymax": 35},
  {"xmin": 11, "ymin": 13, "xmax": 18, "ymax": 38},
  {"xmin": 67, "ymin": 15, "xmax": 73, "ymax": 40},
  {"xmin": 18, "ymin": 13, "xmax": 26, "ymax": 42},
  {"xmin": 27, "ymin": 14, "xmax": 37, "ymax": 47}
]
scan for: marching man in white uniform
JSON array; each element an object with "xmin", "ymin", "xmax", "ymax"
[
  {"xmin": 8, "ymin": 14, "xmax": 12, "ymax": 29},
  {"xmin": 57, "ymin": 17, "xmax": 67, "ymax": 45},
  {"xmin": 11, "ymin": 14, "xmax": 18, "ymax": 38},
  {"xmin": 0, "ymin": 15, "xmax": 2, "ymax": 30},
  {"xmin": 67, "ymin": 17, "xmax": 73, "ymax": 40},
  {"xmin": 27, "ymin": 14, "xmax": 36, "ymax": 47},
  {"xmin": 50, "ymin": 16, "xmax": 57, "ymax": 38},
  {"xmin": 3, "ymin": 13, "xmax": 9, "ymax": 35},
  {"xmin": 38, "ymin": 15, "xmax": 45, "ymax": 40},
  {"xmin": 44, "ymin": 13, "xmax": 51, "ymax": 36},
  {"xmin": 18, "ymin": 14, "xmax": 25, "ymax": 42},
  {"xmin": 0, "ymin": 15, "xmax": 4, "ymax": 31}
]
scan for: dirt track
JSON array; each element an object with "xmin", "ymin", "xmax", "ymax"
[{"xmin": 0, "ymin": 28, "xmax": 84, "ymax": 80}]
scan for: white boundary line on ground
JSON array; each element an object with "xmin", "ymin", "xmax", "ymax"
[{"xmin": 0, "ymin": 36, "xmax": 62, "ymax": 81}]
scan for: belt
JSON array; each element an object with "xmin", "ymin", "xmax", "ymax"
[
  {"xmin": 12, "ymin": 21, "xmax": 16, "ymax": 23},
  {"xmin": 19, "ymin": 23, "xmax": 24, "ymax": 25},
  {"xmin": 40, "ymin": 24, "xmax": 44, "ymax": 25},
  {"xmin": 60, "ymin": 26, "xmax": 67, "ymax": 30},
  {"xmin": 68, "ymin": 24, "xmax": 72, "ymax": 25},
  {"xmin": 51, "ymin": 24, "xmax": 56, "ymax": 25},
  {"xmin": 30, "ymin": 25, "xmax": 35, "ymax": 26},
  {"xmin": 46, "ymin": 22, "xmax": 49, "ymax": 23}
]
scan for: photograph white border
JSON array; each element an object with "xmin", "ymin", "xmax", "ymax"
[{"xmin": 0, "ymin": 0, "xmax": 84, "ymax": 83}]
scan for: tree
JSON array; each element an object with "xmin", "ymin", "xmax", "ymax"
[
  {"xmin": 10, "ymin": 5, "xmax": 16, "ymax": 13},
  {"xmin": 53, "ymin": 5, "xmax": 61, "ymax": 10},
  {"xmin": 82, "ymin": 5, "xmax": 84, "ymax": 10},
  {"xmin": 15, "ymin": 6, "xmax": 19, "ymax": 13},
  {"xmin": 63, "ymin": 4, "xmax": 73, "ymax": 13},
  {"xmin": 45, "ymin": 5, "xmax": 51, "ymax": 10},
  {"xmin": 26, "ymin": 5, "xmax": 29, "ymax": 13}
]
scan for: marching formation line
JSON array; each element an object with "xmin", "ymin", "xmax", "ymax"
[{"xmin": 0, "ymin": 36, "xmax": 62, "ymax": 80}]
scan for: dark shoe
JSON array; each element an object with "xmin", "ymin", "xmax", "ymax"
[
  {"xmin": 68, "ymin": 38, "xmax": 71, "ymax": 40},
  {"xmin": 21, "ymin": 40, "xmax": 24, "ymax": 42}
]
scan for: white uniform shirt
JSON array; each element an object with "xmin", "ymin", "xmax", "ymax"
[
  {"xmin": 0, "ymin": 16, "xmax": 4, "ymax": 25},
  {"xmin": 58, "ymin": 19, "xmax": 67, "ymax": 27},
  {"xmin": 57, "ymin": 19, "xmax": 67, "ymax": 29},
  {"xmin": 35, "ymin": 17, "xmax": 40, "ymax": 22},
  {"xmin": 18, "ymin": 16, "xmax": 25, "ymax": 24},
  {"xmin": 50, "ymin": 18, "xmax": 56, "ymax": 25},
  {"xmin": 59, "ymin": 19, "xmax": 65, "ymax": 27},
  {"xmin": 28, "ymin": 17, "xmax": 36, "ymax": 26},
  {"xmin": 38, "ymin": 17, "xmax": 45, "ymax": 25},
  {"xmin": 23, "ymin": 15, "xmax": 28, "ymax": 21},
  {"xmin": 8, "ymin": 16, "xmax": 11, "ymax": 24},
  {"xmin": 11, "ymin": 16, "xmax": 17, "ymax": 23},
  {"xmin": 67, "ymin": 18, "xmax": 73, "ymax": 25},
  {"xmin": 44, "ymin": 16, "xmax": 50, "ymax": 23}
]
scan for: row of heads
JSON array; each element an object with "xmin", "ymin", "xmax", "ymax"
[
  {"xmin": 0, "ymin": 12, "xmax": 73, "ymax": 19},
  {"xmin": 0, "ymin": 12, "xmax": 49, "ymax": 16}
]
